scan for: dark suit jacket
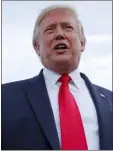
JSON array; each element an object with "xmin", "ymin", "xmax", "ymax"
[{"xmin": 2, "ymin": 69, "xmax": 113, "ymax": 150}]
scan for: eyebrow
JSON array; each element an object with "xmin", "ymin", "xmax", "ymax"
[
  {"xmin": 45, "ymin": 22, "xmax": 73, "ymax": 29},
  {"xmin": 45, "ymin": 23, "xmax": 56, "ymax": 29}
]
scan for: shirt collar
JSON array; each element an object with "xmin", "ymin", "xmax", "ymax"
[
  {"xmin": 43, "ymin": 67, "xmax": 84, "ymax": 90},
  {"xmin": 69, "ymin": 69, "xmax": 85, "ymax": 89},
  {"xmin": 43, "ymin": 68, "xmax": 61, "ymax": 90}
]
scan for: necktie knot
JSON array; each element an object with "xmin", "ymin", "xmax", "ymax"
[{"xmin": 58, "ymin": 74, "xmax": 71, "ymax": 84}]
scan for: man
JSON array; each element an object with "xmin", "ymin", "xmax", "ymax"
[{"xmin": 2, "ymin": 4, "xmax": 113, "ymax": 150}]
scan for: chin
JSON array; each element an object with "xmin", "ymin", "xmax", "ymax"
[{"xmin": 53, "ymin": 54, "xmax": 72, "ymax": 62}]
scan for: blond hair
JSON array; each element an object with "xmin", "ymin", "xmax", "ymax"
[{"xmin": 32, "ymin": 4, "xmax": 85, "ymax": 46}]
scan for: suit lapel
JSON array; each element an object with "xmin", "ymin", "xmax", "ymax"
[
  {"xmin": 81, "ymin": 73, "xmax": 113, "ymax": 149},
  {"xmin": 24, "ymin": 70, "xmax": 60, "ymax": 150}
]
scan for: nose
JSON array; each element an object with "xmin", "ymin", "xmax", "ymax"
[{"xmin": 55, "ymin": 26, "xmax": 65, "ymax": 40}]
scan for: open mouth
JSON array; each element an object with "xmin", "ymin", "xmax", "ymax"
[{"xmin": 54, "ymin": 43, "xmax": 68, "ymax": 52}]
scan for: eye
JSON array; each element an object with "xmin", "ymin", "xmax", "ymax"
[
  {"xmin": 44, "ymin": 28, "xmax": 54, "ymax": 34},
  {"xmin": 64, "ymin": 25, "xmax": 74, "ymax": 31},
  {"xmin": 67, "ymin": 26, "xmax": 73, "ymax": 29},
  {"xmin": 45, "ymin": 28, "xmax": 52, "ymax": 32}
]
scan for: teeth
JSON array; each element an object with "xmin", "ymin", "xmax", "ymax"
[
  {"xmin": 54, "ymin": 44, "xmax": 67, "ymax": 49},
  {"xmin": 57, "ymin": 45, "xmax": 65, "ymax": 48}
]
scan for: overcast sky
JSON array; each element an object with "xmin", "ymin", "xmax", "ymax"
[{"xmin": 2, "ymin": 1, "xmax": 112, "ymax": 90}]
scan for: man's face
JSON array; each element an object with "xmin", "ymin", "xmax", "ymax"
[{"xmin": 34, "ymin": 8, "xmax": 86, "ymax": 74}]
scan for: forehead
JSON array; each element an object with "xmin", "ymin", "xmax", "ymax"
[{"xmin": 39, "ymin": 8, "xmax": 77, "ymax": 28}]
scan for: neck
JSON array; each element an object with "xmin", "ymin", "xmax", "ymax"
[{"xmin": 47, "ymin": 66, "xmax": 78, "ymax": 75}]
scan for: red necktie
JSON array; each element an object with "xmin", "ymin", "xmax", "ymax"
[{"xmin": 58, "ymin": 75, "xmax": 88, "ymax": 150}]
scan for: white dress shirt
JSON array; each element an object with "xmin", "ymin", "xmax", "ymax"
[{"xmin": 43, "ymin": 68, "xmax": 99, "ymax": 150}]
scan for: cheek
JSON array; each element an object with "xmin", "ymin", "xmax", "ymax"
[
  {"xmin": 39, "ymin": 37, "xmax": 48, "ymax": 50},
  {"xmin": 43, "ymin": 35, "xmax": 55, "ymax": 52},
  {"xmin": 68, "ymin": 36, "xmax": 82, "ymax": 56},
  {"xmin": 71, "ymin": 35, "xmax": 81, "ymax": 48},
  {"xmin": 44, "ymin": 33, "xmax": 54, "ymax": 43},
  {"xmin": 39, "ymin": 37, "xmax": 52, "ymax": 57}
]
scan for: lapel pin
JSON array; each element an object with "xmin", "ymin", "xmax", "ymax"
[{"xmin": 100, "ymin": 93, "xmax": 105, "ymax": 98}]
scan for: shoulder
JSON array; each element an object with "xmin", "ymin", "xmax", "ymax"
[
  {"xmin": 2, "ymin": 74, "xmax": 39, "ymax": 92},
  {"xmin": 93, "ymin": 84, "xmax": 112, "ymax": 99},
  {"xmin": 81, "ymin": 72, "xmax": 112, "ymax": 97},
  {"xmin": 80, "ymin": 72, "xmax": 112, "ymax": 107},
  {"xmin": 2, "ymin": 69, "xmax": 44, "ymax": 90},
  {"xmin": 93, "ymin": 84, "xmax": 112, "ymax": 109},
  {"xmin": 2, "ymin": 79, "xmax": 29, "ymax": 100},
  {"xmin": 2, "ymin": 78, "xmax": 29, "ymax": 90},
  {"xmin": 1, "ymin": 75, "xmax": 41, "ymax": 107}
]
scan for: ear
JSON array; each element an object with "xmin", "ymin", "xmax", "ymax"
[
  {"xmin": 33, "ymin": 40, "xmax": 40, "ymax": 56},
  {"xmin": 81, "ymin": 36, "xmax": 86, "ymax": 52}
]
